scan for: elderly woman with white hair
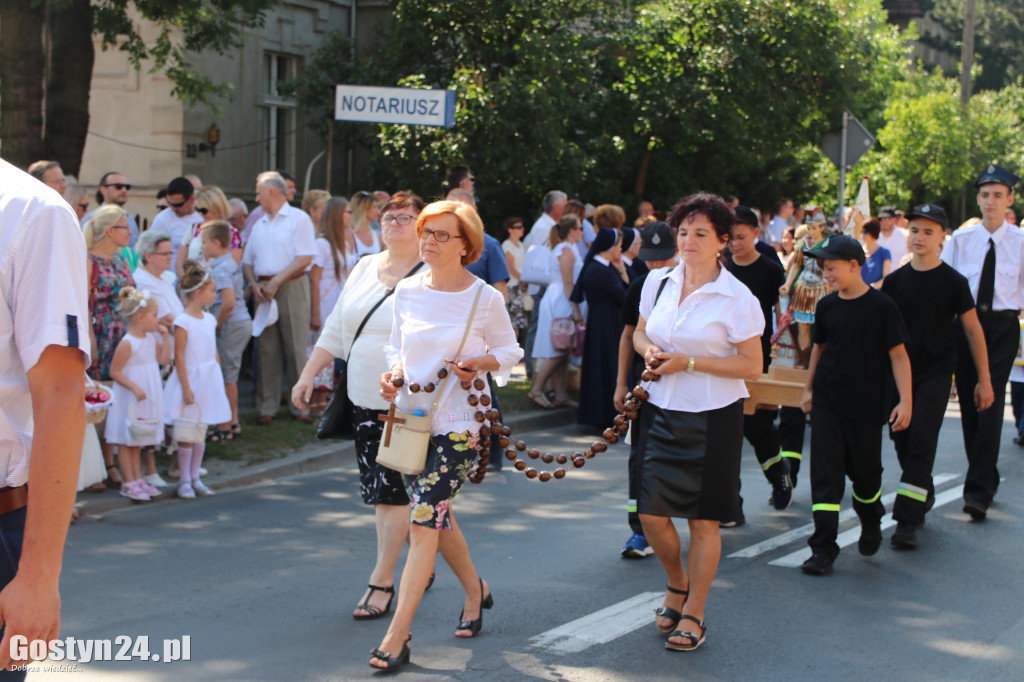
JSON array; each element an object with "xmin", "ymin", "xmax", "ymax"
[{"xmin": 133, "ymin": 229, "xmax": 185, "ymax": 330}]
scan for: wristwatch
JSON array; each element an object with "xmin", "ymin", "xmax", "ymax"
[{"xmin": 685, "ymin": 356, "xmax": 696, "ymax": 373}]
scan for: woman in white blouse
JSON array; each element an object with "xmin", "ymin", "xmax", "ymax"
[
  {"xmin": 633, "ymin": 193, "xmax": 764, "ymax": 653},
  {"xmin": 371, "ymin": 200, "xmax": 522, "ymax": 671},
  {"xmin": 291, "ymin": 192, "xmax": 425, "ymax": 622}
]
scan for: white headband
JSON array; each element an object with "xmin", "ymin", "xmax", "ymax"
[
  {"xmin": 180, "ymin": 270, "xmax": 211, "ymax": 295},
  {"xmin": 124, "ymin": 290, "xmax": 152, "ymax": 317}
]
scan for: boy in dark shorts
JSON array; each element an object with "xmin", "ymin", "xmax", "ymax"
[
  {"xmin": 799, "ymin": 235, "xmax": 913, "ymax": 575},
  {"xmin": 881, "ymin": 204, "xmax": 992, "ymax": 548}
]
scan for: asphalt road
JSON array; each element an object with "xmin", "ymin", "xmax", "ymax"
[{"xmin": 32, "ymin": 399, "xmax": 1024, "ymax": 681}]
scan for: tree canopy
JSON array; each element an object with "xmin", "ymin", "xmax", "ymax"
[{"xmin": 921, "ymin": 0, "xmax": 1024, "ymax": 92}]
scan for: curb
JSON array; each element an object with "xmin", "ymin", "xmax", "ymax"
[{"xmin": 75, "ymin": 407, "xmax": 574, "ymax": 517}]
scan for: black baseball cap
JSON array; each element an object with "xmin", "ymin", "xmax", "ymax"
[
  {"xmin": 904, "ymin": 203, "xmax": 948, "ymax": 230},
  {"xmin": 803, "ymin": 234, "xmax": 865, "ymax": 265},
  {"xmin": 638, "ymin": 221, "xmax": 676, "ymax": 261},
  {"xmin": 733, "ymin": 205, "xmax": 759, "ymax": 229},
  {"xmin": 975, "ymin": 164, "xmax": 1020, "ymax": 190},
  {"xmin": 166, "ymin": 176, "xmax": 194, "ymax": 199}
]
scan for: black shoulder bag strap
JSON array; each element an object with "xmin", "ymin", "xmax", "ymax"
[{"xmin": 345, "ymin": 261, "xmax": 424, "ymax": 361}]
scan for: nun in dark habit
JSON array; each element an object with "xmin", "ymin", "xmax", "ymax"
[{"xmin": 572, "ymin": 227, "xmax": 632, "ymax": 431}]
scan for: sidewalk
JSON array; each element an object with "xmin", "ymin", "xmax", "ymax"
[{"xmin": 74, "ymin": 404, "xmax": 576, "ymax": 517}]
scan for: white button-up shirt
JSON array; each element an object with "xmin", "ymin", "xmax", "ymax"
[
  {"xmin": 524, "ymin": 213, "xmax": 557, "ymax": 251},
  {"xmin": 241, "ymin": 202, "xmax": 316, "ymax": 277},
  {"xmin": 0, "ymin": 159, "xmax": 91, "ymax": 487},
  {"xmin": 639, "ymin": 264, "xmax": 764, "ymax": 412},
  {"xmin": 942, "ymin": 220, "xmax": 1024, "ymax": 311}
]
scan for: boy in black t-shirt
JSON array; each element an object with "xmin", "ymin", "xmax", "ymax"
[
  {"xmin": 726, "ymin": 209, "xmax": 793, "ymax": 515},
  {"xmin": 799, "ymin": 235, "xmax": 913, "ymax": 575},
  {"xmin": 881, "ymin": 204, "xmax": 993, "ymax": 548}
]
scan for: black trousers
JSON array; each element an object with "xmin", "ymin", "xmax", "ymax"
[
  {"xmin": 955, "ymin": 313, "xmax": 1018, "ymax": 505},
  {"xmin": 778, "ymin": 406, "xmax": 806, "ymax": 480},
  {"xmin": 808, "ymin": 406, "xmax": 884, "ymax": 558},
  {"xmin": 743, "ymin": 407, "xmax": 787, "ymax": 483},
  {"xmin": 627, "ymin": 403, "xmax": 651, "ymax": 535},
  {"xmin": 890, "ymin": 372, "xmax": 950, "ymax": 526},
  {"xmin": 0, "ymin": 507, "xmax": 26, "ymax": 681}
]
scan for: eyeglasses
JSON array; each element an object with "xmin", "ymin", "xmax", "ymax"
[
  {"xmin": 417, "ymin": 227, "xmax": 462, "ymax": 243},
  {"xmin": 196, "ymin": 207, "xmax": 209, "ymax": 215},
  {"xmin": 78, "ymin": 202, "xmax": 89, "ymax": 211},
  {"xmin": 156, "ymin": 204, "xmax": 169, "ymax": 211},
  {"xmin": 510, "ymin": 224, "xmax": 524, "ymax": 230},
  {"xmin": 168, "ymin": 199, "xmax": 188, "ymax": 208},
  {"xmin": 381, "ymin": 214, "xmax": 415, "ymax": 227},
  {"xmin": 112, "ymin": 224, "xmax": 131, "ymax": 230},
  {"xmin": 102, "ymin": 183, "xmax": 132, "ymax": 191}
]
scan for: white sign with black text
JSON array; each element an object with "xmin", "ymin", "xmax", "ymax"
[{"xmin": 334, "ymin": 85, "xmax": 456, "ymax": 128}]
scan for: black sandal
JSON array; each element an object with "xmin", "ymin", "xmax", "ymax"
[
  {"xmin": 353, "ymin": 584, "xmax": 394, "ymax": 621},
  {"xmin": 666, "ymin": 615, "xmax": 706, "ymax": 651},
  {"xmin": 655, "ymin": 585, "xmax": 689, "ymax": 633},
  {"xmin": 455, "ymin": 578, "xmax": 494, "ymax": 638},
  {"xmin": 208, "ymin": 428, "xmax": 234, "ymax": 443},
  {"xmin": 369, "ymin": 635, "xmax": 410, "ymax": 671},
  {"xmin": 231, "ymin": 423, "xmax": 242, "ymax": 437}
]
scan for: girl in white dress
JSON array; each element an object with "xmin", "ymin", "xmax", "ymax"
[
  {"xmin": 529, "ymin": 214, "xmax": 585, "ymax": 408},
  {"xmin": 105, "ymin": 287, "xmax": 172, "ymax": 502},
  {"xmin": 163, "ymin": 261, "xmax": 232, "ymax": 499}
]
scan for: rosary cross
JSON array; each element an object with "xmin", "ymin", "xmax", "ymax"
[{"xmin": 378, "ymin": 404, "xmax": 406, "ymax": 447}]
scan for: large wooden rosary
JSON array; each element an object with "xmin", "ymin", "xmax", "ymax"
[{"xmin": 387, "ymin": 359, "xmax": 663, "ymax": 484}]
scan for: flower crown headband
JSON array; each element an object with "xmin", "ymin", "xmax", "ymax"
[
  {"xmin": 180, "ymin": 270, "xmax": 211, "ymax": 295},
  {"xmin": 123, "ymin": 290, "xmax": 152, "ymax": 317}
]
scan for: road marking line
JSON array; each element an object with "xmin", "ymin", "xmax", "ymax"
[
  {"xmin": 528, "ymin": 592, "xmax": 662, "ymax": 655},
  {"xmin": 769, "ymin": 485, "xmax": 965, "ymax": 567},
  {"xmin": 727, "ymin": 473, "xmax": 958, "ymax": 559}
]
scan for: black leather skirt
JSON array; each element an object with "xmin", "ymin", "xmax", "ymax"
[{"xmin": 638, "ymin": 400, "xmax": 743, "ymax": 522}]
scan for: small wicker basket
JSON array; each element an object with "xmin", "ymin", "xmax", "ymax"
[
  {"xmin": 127, "ymin": 398, "xmax": 161, "ymax": 441},
  {"xmin": 84, "ymin": 376, "xmax": 113, "ymax": 424},
  {"xmin": 172, "ymin": 404, "xmax": 206, "ymax": 444}
]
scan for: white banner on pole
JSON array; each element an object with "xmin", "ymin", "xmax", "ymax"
[{"xmin": 334, "ymin": 85, "xmax": 456, "ymax": 127}]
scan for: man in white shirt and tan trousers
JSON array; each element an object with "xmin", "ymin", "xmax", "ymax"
[
  {"xmin": 243, "ymin": 171, "xmax": 316, "ymax": 424},
  {"xmin": 0, "ymin": 157, "xmax": 90, "ymax": 675},
  {"xmin": 943, "ymin": 164, "xmax": 1024, "ymax": 521}
]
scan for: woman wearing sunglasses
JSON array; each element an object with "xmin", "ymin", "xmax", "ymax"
[{"xmin": 176, "ymin": 186, "xmax": 243, "ymax": 274}]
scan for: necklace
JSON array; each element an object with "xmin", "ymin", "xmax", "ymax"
[{"xmin": 385, "ymin": 359, "xmax": 664, "ymax": 484}]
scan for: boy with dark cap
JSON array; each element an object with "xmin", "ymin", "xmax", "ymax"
[
  {"xmin": 798, "ymin": 234, "xmax": 913, "ymax": 574},
  {"xmin": 882, "ymin": 205, "xmax": 993, "ymax": 548},
  {"xmin": 727, "ymin": 206, "xmax": 792, "ymax": 515},
  {"xmin": 942, "ymin": 164, "xmax": 1024, "ymax": 520}
]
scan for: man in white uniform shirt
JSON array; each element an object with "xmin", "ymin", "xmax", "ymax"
[
  {"xmin": 0, "ymin": 158, "xmax": 90, "ymax": 673},
  {"xmin": 243, "ymin": 171, "xmax": 316, "ymax": 424},
  {"xmin": 522, "ymin": 190, "xmax": 567, "ymax": 379},
  {"xmin": 150, "ymin": 176, "xmax": 202, "ymax": 271},
  {"xmin": 876, "ymin": 206, "xmax": 909, "ymax": 265},
  {"xmin": 942, "ymin": 164, "xmax": 1024, "ymax": 520}
]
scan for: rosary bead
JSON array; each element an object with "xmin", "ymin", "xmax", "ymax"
[
  {"xmin": 423, "ymin": 382, "xmax": 435, "ymax": 393},
  {"xmin": 506, "ymin": 449, "xmax": 518, "ymax": 460},
  {"xmin": 613, "ymin": 415, "xmax": 625, "ymax": 426},
  {"xmin": 473, "ymin": 378, "xmax": 486, "ymax": 391},
  {"xmin": 592, "ymin": 442, "xmax": 607, "ymax": 454},
  {"xmin": 649, "ymin": 357, "xmax": 663, "ymax": 369},
  {"xmin": 501, "ymin": 426, "xmax": 511, "ymax": 436},
  {"xmin": 634, "ymin": 386, "xmax": 649, "ymax": 401},
  {"xmin": 606, "ymin": 433, "xmax": 619, "ymax": 444},
  {"xmin": 479, "ymin": 425, "xmax": 491, "ymax": 437},
  {"xmin": 554, "ymin": 468, "xmax": 566, "ymax": 479},
  {"xmin": 556, "ymin": 454, "xmax": 568, "ymax": 464},
  {"xmin": 541, "ymin": 453, "xmax": 554, "ymax": 464},
  {"xmin": 437, "ymin": 367, "xmax": 449, "ymax": 379},
  {"xmin": 641, "ymin": 369, "xmax": 655, "ymax": 382},
  {"xmin": 409, "ymin": 382, "xmax": 421, "ymax": 393},
  {"xmin": 516, "ymin": 440, "xmax": 527, "ymax": 451},
  {"xmin": 603, "ymin": 428, "xmax": 615, "ymax": 441},
  {"xmin": 584, "ymin": 448, "xmax": 594, "ymax": 458},
  {"xmin": 467, "ymin": 472, "xmax": 479, "ymax": 484},
  {"xmin": 475, "ymin": 411, "xmax": 486, "ymax": 423},
  {"xmin": 392, "ymin": 376, "xmax": 405, "ymax": 388},
  {"xmin": 461, "ymin": 380, "xmax": 472, "ymax": 390},
  {"xmin": 485, "ymin": 409, "xmax": 499, "ymax": 421},
  {"xmin": 498, "ymin": 437, "xmax": 510, "ymax": 448},
  {"xmin": 539, "ymin": 471, "xmax": 552, "ymax": 482},
  {"xmin": 525, "ymin": 468, "xmax": 538, "ymax": 479},
  {"xmin": 527, "ymin": 449, "xmax": 540, "ymax": 459},
  {"xmin": 490, "ymin": 422, "xmax": 503, "ymax": 433},
  {"xmin": 467, "ymin": 394, "xmax": 479, "ymax": 406},
  {"xmin": 572, "ymin": 458, "xmax": 586, "ymax": 468},
  {"xmin": 514, "ymin": 460, "xmax": 527, "ymax": 471},
  {"xmin": 479, "ymin": 394, "xmax": 491, "ymax": 407}
]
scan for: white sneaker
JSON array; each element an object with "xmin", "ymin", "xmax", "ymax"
[
  {"xmin": 192, "ymin": 480, "xmax": 215, "ymax": 496},
  {"xmin": 143, "ymin": 473, "xmax": 168, "ymax": 488},
  {"xmin": 177, "ymin": 483, "xmax": 196, "ymax": 499}
]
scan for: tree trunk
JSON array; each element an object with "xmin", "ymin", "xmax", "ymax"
[
  {"xmin": 44, "ymin": 0, "xmax": 94, "ymax": 177},
  {"xmin": 0, "ymin": 0, "xmax": 46, "ymax": 168},
  {"xmin": 634, "ymin": 145, "xmax": 653, "ymax": 198}
]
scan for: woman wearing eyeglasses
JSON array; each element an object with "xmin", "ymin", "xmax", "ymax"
[
  {"xmin": 293, "ymin": 192, "xmax": 426, "ymax": 625},
  {"xmin": 351, "ymin": 191, "xmax": 383, "ymax": 258},
  {"xmin": 175, "ymin": 186, "xmax": 243, "ymax": 276},
  {"xmin": 368, "ymin": 199, "xmax": 521, "ymax": 671}
]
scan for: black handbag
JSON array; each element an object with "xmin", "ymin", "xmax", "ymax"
[{"xmin": 317, "ymin": 262, "xmax": 424, "ymax": 439}]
